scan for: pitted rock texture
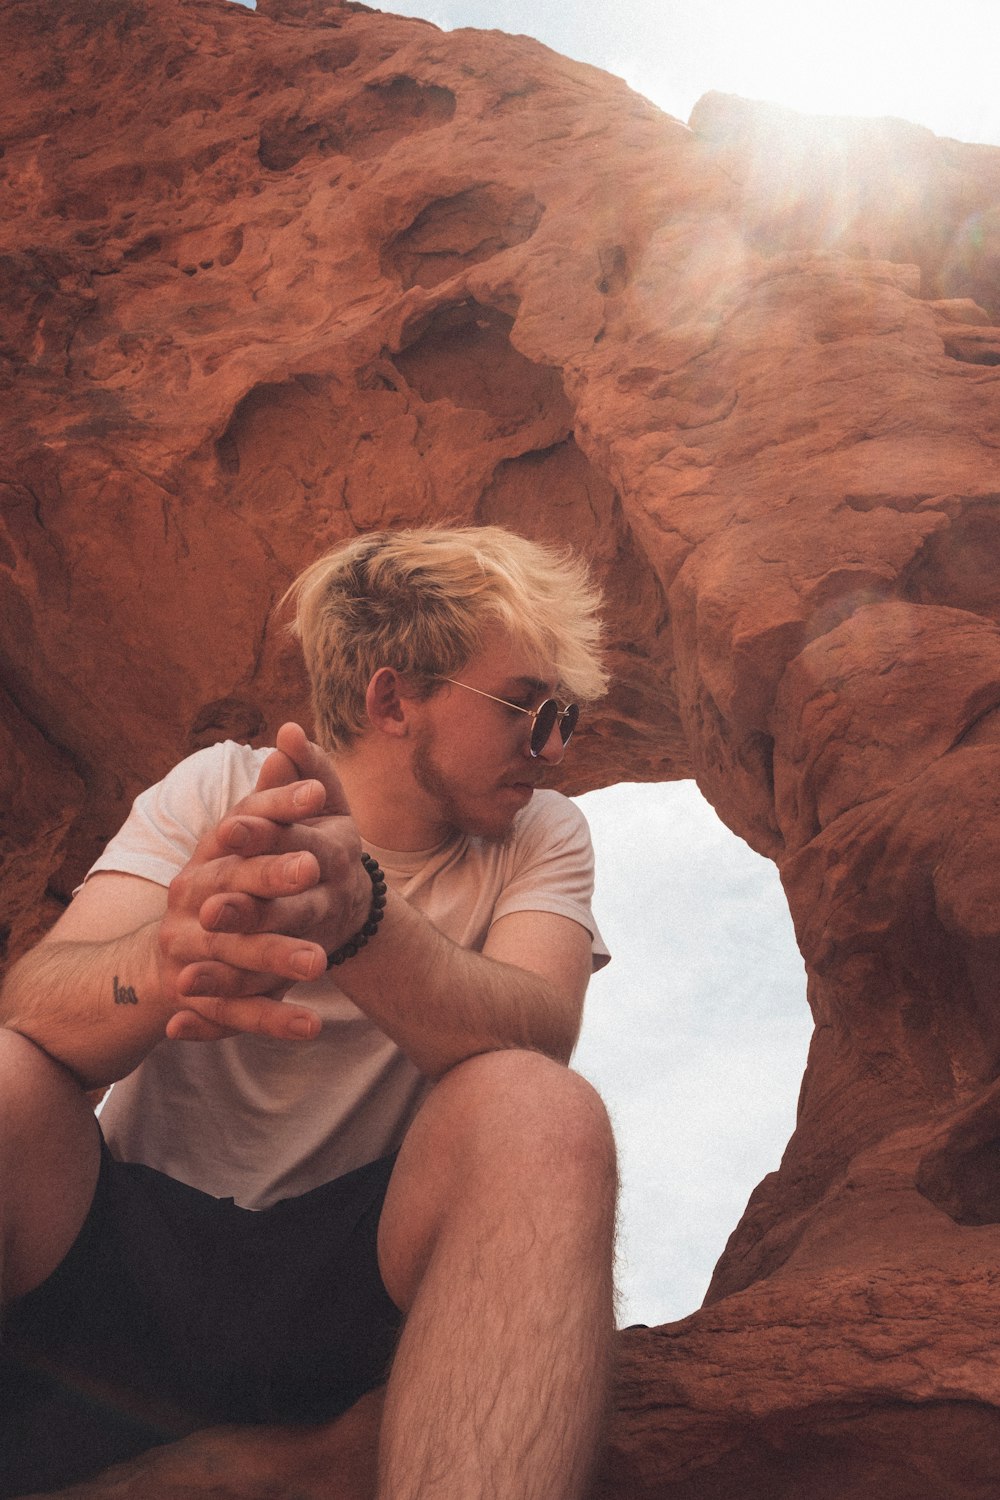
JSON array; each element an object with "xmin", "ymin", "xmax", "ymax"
[{"xmin": 3, "ymin": 0, "xmax": 1000, "ymax": 1495}]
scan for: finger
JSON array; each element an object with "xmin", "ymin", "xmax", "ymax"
[
  {"xmin": 166, "ymin": 951, "xmax": 287, "ymax": 999},
  {"xmin": 169, "ymin": 995, "xmax": 322, "ymax": 1042},
  {"xmin": 218, "ymin": 814, "xmax": 352, "ymax": 871},
  {"xmin": 275, "ymin": 723, "xmax": 351, "ymax": 815},
  {"xmin": 254, "ymin": 746, "xmax": 301, "ymax": 794},
  {"xmin": 175, "ymin": 936, "xmax": 327, "ymax": 993},
  {"xmin": 200, "ymin": 891, "xmax": 266, "ymax": 933},
  {"xmin": 165, "ymin": 1010, "xmax": 237, "ymax": 1042},
  {"xmin": 221, "ymin": 817, "xmax": 362, "ymax": 891},
  {"xmin": 222, "ymin": 780, "xmax": 329, "ymax": 841},
  {"xmin": 200, "ymin": 885, "xmax": 334, "ymax": 936},
  {"xmin": 189, "ymin": 781, "xmax": 328, "ymax": 869},
  {"xmin": 195, "ymin": 845, "xmax": 322, "ymax": 899}
]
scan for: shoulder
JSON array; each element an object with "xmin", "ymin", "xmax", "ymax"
[
  {"xmin": 488, "ymin": 790, "xmax": 596, "ymax": 887},
  {"xmin": 84, "ymin": 741, "xmax": 274, "ymax": 886},
  {"xmin": 487, "ymin": 789, "xmax": 604, "ymax": 947},
  {"xmin": 513, "ymin": 790, "xmax": 594, "ymax": 854},
  {"xmin": 154, "ymin": 740, "xmax": 273, "ymax": 819},
  {"xmin": 125, "ymin": 740, "xmax": 273, "ymax": 834}
]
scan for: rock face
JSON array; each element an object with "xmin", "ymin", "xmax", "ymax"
[{"xmin": 3, "ymin": 0, "xmax": 1000, "ymax": 1494}]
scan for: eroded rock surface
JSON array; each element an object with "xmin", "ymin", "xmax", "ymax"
[{"xmin": 3, "ymin": 0, "xmax": 1000, "ymax": 1494}]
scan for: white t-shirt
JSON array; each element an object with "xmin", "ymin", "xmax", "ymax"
[{"xmin": 91, "ymin": 742, "xmax": 609, "ymax": 1209}]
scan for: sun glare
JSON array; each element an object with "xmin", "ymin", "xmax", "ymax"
[
  {"xmin": 623, "ymin": 0, "xmax": 1000, "ymax": 146},
  {"xmin": 379, "ymin": 0, "xmax": 1000, "ymax": 148}
]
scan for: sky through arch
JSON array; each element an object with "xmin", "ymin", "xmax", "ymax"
[{"xmin": 573, "ymin": 782, "xmax": 810, "ymax": 1327}]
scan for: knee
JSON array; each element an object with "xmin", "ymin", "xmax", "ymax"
[
  {"xmin": 432, "ymin": 1049, "xmax": 617, "ymax": 1191},
  {"xmin": 0, "ymin": 1030, "xmax": 99, "ymax": 1304},
  {"xmin": 381, "ymin": 1052, "xmax": 616, "ymax": 1309},
  {"xmin": 0, "ymin": 1028, "xmax": 90, "ymax": 1143}
]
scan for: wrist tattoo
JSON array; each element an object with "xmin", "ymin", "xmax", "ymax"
[{"xmin": 113, "ymin": 975, "xmax": 139, "ymax": 1006}]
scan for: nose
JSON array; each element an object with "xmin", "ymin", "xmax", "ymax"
[{"xmin": 530, "ymin": 715, "xmax": 566, "ymax": 765}]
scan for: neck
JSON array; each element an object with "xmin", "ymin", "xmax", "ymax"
[{"xmin": 334, "ymin": 741, "xmax": 451, "ymax": 852}]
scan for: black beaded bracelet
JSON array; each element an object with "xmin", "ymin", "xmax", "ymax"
[{"xmin": 326, "ymin": 852, "xmax": 388, "ymax": 968}]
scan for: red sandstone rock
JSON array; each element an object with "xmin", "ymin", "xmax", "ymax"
[{"xmin": 4, "ymin": 0, "xmax": 1000, "ymax": 1495}]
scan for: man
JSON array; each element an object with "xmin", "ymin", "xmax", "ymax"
[{"xmin": 0, "ymin": 525, "xmax": 617, "ymax": 1500}]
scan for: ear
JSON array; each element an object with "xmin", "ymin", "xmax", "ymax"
[{"xmin": 366, "ymin": 667, "xmax": 418, "ymax": 738}]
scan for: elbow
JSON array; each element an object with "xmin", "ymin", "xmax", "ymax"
[
  {"xmin": 0, "ymin": 962, "xmax": 30, "ymax": 1033},
  {"xmin": 422, "ymin": 1032, "xmax": 576, "ymax": 1083},
  {"xmin": 540, "ymin": 997, "xmax": 582, "ymax": 1068},
  {"xmin": 544, "ymin": 1033, "xmax": 577, "ymax": 1068}
]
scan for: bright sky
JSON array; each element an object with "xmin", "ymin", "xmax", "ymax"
[
  {"xmin": 379, "ymin": 0, "xmax": 1000, "ymax": 146},
  {"xmin": 572, "ymin": 784, "xmax": 808, "ymax": 1326}
]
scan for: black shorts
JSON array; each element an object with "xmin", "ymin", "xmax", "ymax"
[{"xmin": 0, "ymin": 1139, "xmax": 402, "ymax": 1497}]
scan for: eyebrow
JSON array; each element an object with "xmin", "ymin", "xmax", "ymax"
[{"xmin": 501, "ymin": 676, "xmax": 553, "ymax": 697}]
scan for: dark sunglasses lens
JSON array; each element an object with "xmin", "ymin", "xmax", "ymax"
[
  {"xmin": 560, "ymin": 703, "xmax": 580, "ymax": 744},
  {"xmin": 530, "ymin": 700, "xmax": 559, "ymax": 756},
  {"xmin": 529, "ymin": 701, "xmax": 580, "ymax": 755}
]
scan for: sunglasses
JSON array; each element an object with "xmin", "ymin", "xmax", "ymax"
[{"xmin": 441, "ymin": 678, "xmax": 580, "ymax": 757}]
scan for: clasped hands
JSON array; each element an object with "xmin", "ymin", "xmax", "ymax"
[{"xmin": 158, "ymin": 724, "xmax": 371, "ymax": 1043}]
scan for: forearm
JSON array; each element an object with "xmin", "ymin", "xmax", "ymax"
[
  {"xmin": 333, "ymin": 892, "xmax": 578, "ymax": 1077},
  {"xmin": 0, "ymin": 924, "xmax": 170, "ymax": 1089}
]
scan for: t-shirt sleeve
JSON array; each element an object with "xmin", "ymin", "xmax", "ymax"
[
  {"xmin": 84, "ymin": 741, "xmax": 269, "ymax": 890},
  {"xmin": 490, "ymin": 792, "xmax": 611, "ymax": 971}
]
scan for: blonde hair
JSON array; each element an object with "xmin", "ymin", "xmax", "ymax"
[{"xmin": 285, "ymin": 525, "xmax": 608, "ymax": 751}]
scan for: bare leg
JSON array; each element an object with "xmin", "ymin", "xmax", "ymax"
[
  {"xmin": 0, "ymin": 1029, "xmax": 101, "ymax": 1305},
  {"xmin": 375, "ymin": 1050, "xmax": 617, "ymax": 1500}
]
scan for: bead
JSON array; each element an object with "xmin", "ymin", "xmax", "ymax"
[{"xmin": 326, "ymin": 852, "xmax": 387, "ymax": 969}]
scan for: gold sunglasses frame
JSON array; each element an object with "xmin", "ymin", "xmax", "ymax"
[{"xmin": 440, "ymin": 678, "xmax": 580, "ymax": 758}]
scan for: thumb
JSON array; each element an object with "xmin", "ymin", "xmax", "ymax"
[
  {"xmin": 273, "ymin": 721, "xmax": 351, "ymax": 815},
  {"xmin": 254, "ymin": 745, "xmax": 300, "ymax": 794}
]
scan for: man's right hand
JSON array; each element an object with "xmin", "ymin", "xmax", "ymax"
[{"xmin": 0, "ymin": 730, "xmax": 371, "ymax": 1084}]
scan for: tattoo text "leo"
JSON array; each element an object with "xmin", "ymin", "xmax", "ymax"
[{"xmin": 113, "ymin": 975, "xmax": 139, "ymax": 1006}]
